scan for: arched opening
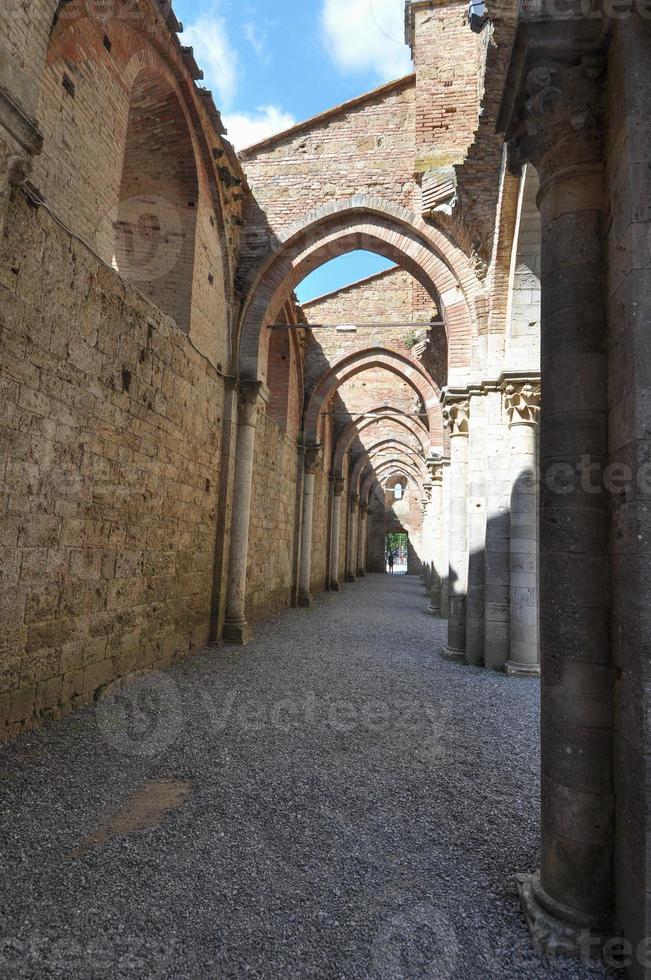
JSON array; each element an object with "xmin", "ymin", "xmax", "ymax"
[
  {"xmin": 240, "ymin": 201, "xmax": 480, "ymax": 386},
  {"xmin": 386, "ymin": 531, "xmax": 409, "ymax": 575},
  {"xmin": 114, "ymin": 70, "xmax": 199, "ymax": 333}
]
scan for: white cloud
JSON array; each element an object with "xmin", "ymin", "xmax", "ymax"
[
  {"xmin": 183, "ymin": 13, "xmax": 239, "ymax": 108},
  {"xmin": 222, "ymin": 105, "xmax": 297, "ymax": 150},
  {"xmin": 243, "ymin": 21, "xmax": 270, "ymax": 64},
  {"xmin": 321, "ymin": 0, "xmax": 413, "ymax": 82}
]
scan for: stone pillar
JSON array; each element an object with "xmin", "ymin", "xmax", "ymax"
[
  {"xmin": 298, "ymin": 446, "xmax": 321, "ymax": 607},
  {"xmin": 466, "ymin": 392, "xmax": 487, "ymax": 666},
  {"xmin": 440, "ymin": 459, "xmax": 451, "ymax": 619},
  {"xmin": 223, "ymin": 381, "xmax": 268, "ymax": 645},
  {"xmin": 357, "ymin": 503, "xmax": 368, "ymax": 577},
  {"xmin": 443, "ymin": 399, "xmax": 470, "ymax": 660},
  {"xmin": 503, "ymin": 52, "xmax": 613, "ymax": 950},
  {"xmin": 504, "ymin": 382, "xmax": 541, "ymax": 677},
  {"xmin": 429, "ymin": 465, "xmax": 444, "ymax": 616},
  {"xmin": 483, "ymin": 389, "xmax": 512, "ymax": 670},
  {"xmin": 328, "ymin": 477, "xmax": 345, "ymax": 591},
  {"xmin": 346, "ymin": 493, "xmax": 359, "ymax": 582},
  {"xmin": 421, "ymin": 485, "xmax": 433, "ymax": 590}
]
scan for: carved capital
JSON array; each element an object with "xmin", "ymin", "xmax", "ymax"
[
  {"xmin": 237, "ymin": 379, "xmax": 268, "ymax": 425},
  {"xmin": 427, "ymin": 456, "xmax": 444, "ymax": 484},
  {"xmin": 442, "ymin": 400, "xmax": 469, "ymax": 438},
  {"xmin": 430, "ymin": 467, "xmax": 444, "ymax": 488},
  {"xmin": 331, "ymin": 476, "xmax": 345, "ymax": 497},
  {"xmin": 504, "ymin": 382, "xmax": 541, "ymax": 426},
  {"xmin": 304, "ymin": 444, "xmax": 321, "ymax": 475},
  {"xmin": 349, "ymin": 492, "xmax": 360, "ymax": 507},
  {"xmin": 507, "ymin": 54, "xmax": 605, "ymax": 178}
]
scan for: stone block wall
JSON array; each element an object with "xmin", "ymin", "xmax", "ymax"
[
  {"xmin": 32, "ymin": 0, "xmax": 234, "ymax": 365},
  {"xmin": 0, "ymin": 191, "xmax": 226, "ymax": 740},
  {"xmin": 246, "ymin": 412, "xmax": 300, "ymax": 623},
  {"xmin": 408, "ymin": 0, "xmax": 485, "ymax": 172},
  {"xmin": 241, "ymin": 76, "xmax": 417, "ymax": 231},
  {"xmin": 506, "ymin": 166, "xmax": 541, "ymax": 371}
]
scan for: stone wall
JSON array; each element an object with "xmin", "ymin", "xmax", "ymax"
[
  {"xmin": 0, "ymin": 190, "xmax": 226, "ymax": 740},
  {"xmin": 246, "ymin": 411, "xmax": 300, "ymax": 623},
  {"xmin": 240, "ymin": 76, "xmax": 417, "ymax": 234},
  {"xmin": 33, "ymin": 7, "xmax": 230, "ymax": 367}
]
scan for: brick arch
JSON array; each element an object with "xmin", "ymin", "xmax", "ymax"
[
  {"xmin": 238, "ymin": 197, "xmax": 479, "ymax": 383},
  {"xmin": 304, "ymin": 348, "xmax": 443, "ymax": 448},
  {"xmin": 352, "ymin": 441, "xmax": 428, "ymax": 495},
  {"xmin": 112, "ymin": 66, "xmax": 199, "ymax": 332},
  {"xmin": 332, "ymin": 409, "xmax": 430, "ymax": 479},
  {"xmin": 362, "ymin": 465, "xmax": 420, "ymax": 505},
  {"xmin": 40, "ymin": 6, "xmax": 234, "ymax": 311},
  {"xmin": 366, "ymin": 461, "xmax": 423, "ymax": 495}
]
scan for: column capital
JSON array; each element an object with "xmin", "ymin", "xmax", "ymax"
[
  {"xmin": 349, "ymin": 492, "xmax": 360, "ymax": 506},
  {"xmin": 237, "ymin": 379, "xmax": 269, "ymax": 425},
  {"xmin": 500, "ymin": 43, "xmax": 607, "ymax": 181},
  {"xmin": 360, "ymin": 502, "xmax": 370, "ymax": 515},
  {"xmin": 503, "ymin": 381, "xmax": 541, "ymax": 427},
  {"xmin": 442, "ymin": 399, "xmax": 469, "ymax": 438},
  {"xmin": 427, "ymin": 457, "xmax": 444, "ymax": 484},
  {"xmin": 331, "ymin": 476, "xmax": 345, "ymax": 497},
  {"xmin": 304, "ymin": 444, "xmax": 322, "ymax": 475}
]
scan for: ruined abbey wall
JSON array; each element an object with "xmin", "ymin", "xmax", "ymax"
[{"xmin": 0, "ymin": 192, "xmax": 227, "ymax": 738}]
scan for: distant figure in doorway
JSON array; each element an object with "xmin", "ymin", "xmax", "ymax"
[{"xmin": 388, "ymin": 552, "xmax": 395, "ymax": 575}]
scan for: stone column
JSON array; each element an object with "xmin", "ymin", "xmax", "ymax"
[
  {"xmin": 440, "ymin": 459, "xmax": 451, "ymax": 619},
  {"xmin": 421, "ymin": 485, "xmax": 432, "ymax": 589},
  {"xmin": 504, "ymin": 382, "xmax": 541, "ymax": 677},
  {"xmin": 466, "ymin": 392, "xmax": 487, "ymax": 666},
  {"xmin": 483, "ymin": 389, "xmax": 512, "ymax": 670},
  {"xmin": 346, "ymin": 492, "xmax": 359, "ymax": 582},
  {"xmin": 298, "ymin": 446, "xmax": 321, "ymax": 607},
  {"xmin": 429, "ymin": 465, "xmax": 444, "ymax": 616},
  {"xmin": 223, "ymin": 380, "xmax": 268, "ymax": 644},
  {"xmin": 357, "ymin": 503, "xmax": 368, "ymax": 577},
  {"xmin": 442, "ymin": 400, "xmax": 470, "ymax": 660},
  {"xmin": 328, "ymin": 477, "xmax": 345, "ymax": 591},
  {"xmin": 504, "ymin": 52, "xmax": 613, "ymax": 949}
]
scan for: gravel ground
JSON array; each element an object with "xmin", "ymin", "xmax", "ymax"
[{"xmin": 0, "ymin": 574, "xmax": 612, "ymax": 979}]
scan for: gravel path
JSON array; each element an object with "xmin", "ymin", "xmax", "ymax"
[{"xmin": 0, "ymin": 574, "xmax": 612, "ymax": 979}]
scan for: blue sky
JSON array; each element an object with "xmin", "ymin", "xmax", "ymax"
[{"xmin": 174, "ymin": 0, "xmax": 413, "ymax": 302}]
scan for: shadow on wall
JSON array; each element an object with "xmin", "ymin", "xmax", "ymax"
[{"xmin": 442, "ymin": 461, "xmax": 539, "ymax": 673}]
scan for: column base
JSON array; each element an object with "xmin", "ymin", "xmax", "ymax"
[
  {"xmin": 223, "ymin": 619, "xmax": 251, "ymax": 645},
  {"xmin": 507, "ymin": 660, "xmax": 541, "ymax": 678},
  {"xmin": 516, "ymin": 872, "xmax": 611, "ymax": 962},
  {"xmin": 430, "ymin": 604, "xmax": 442, "ymax": 617},
  {"xmin": 297, "ymin": 592, "xmax": 313, "ymax": 607},
  {"xmin": 345, "ymin": 573, "xmax": 356, "ymax": 583},
  {"xmin": 442, "ymin": 646, "xmax": 466, "ymax": 663},
  {"xmin": 357, "ymin": 568, "xmax": 366, "ymax": 578},
  {"xmin": 329, "ymin": 581, "xmax": 341, "ymax": 592}
]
